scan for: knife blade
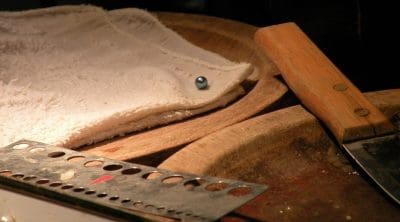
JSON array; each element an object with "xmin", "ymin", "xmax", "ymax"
[
  {"xmin": 254, "ymin": 22, "xmax": 399, "ymax": 204},
  {"xmin": 0, "ymin": 140, "xmax": 267, "ymax": 221}
]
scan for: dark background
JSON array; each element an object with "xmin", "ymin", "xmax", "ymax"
[{"xmin": 1, "ymin": 0, "xmax": 398, "ymax": 92}]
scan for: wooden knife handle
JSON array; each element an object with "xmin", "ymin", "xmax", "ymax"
[{"xmin": 255, "ymin": 22, "xmax": 394, "ymax": 143}]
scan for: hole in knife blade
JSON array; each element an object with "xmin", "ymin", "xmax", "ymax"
[
  {"xmin": 84, "ymin": 160, "xmax": 104, "ymax": 167},
  {"xmin": 103, "ymin": 164, "xmax": 123, "ymax": 171},
  {"xmin": 36, "ymin": 179, "xmax": 50, "ymax": 184},
  {"xmin": 23, "ymin": 175, "xmax": 37, "ymax": 181},
  {"xmin": 162, "ymin": 175, "xmax": 183, "ymax": 184},
  {"xmin": 73, "ymin": 187, "xmax": 85, "ymax": 192},
  {"xmin": 121, "ymin": 167, "xmax": 141, "ymax": 175},
  {"xmin": 228, "ymin": 186, "xmax": 252, "ymax": 197},
  {"xmin": 48, "ymin": 151, "xmax": 66, "ymax": 158},
  {"xmin": 49, "ymin": 182, "xmax": 63, "ymax": 187},
  {"xmin": 29, "ymin": 147, "xmax": 46, "ymax": 153},
  {"xmin": 13, "ymin": 143, "xmax": 29, "ymax": 150},
  {"xmin": 0, "ymin": 170, "xmax": 12, "ymax": 177},
  {"xmin": 67, "ymin": 156, "xmax": 85, "ymax": 162},
  {"xmin": 133, "ymin": 201, "xmax": 143, "ymax": 207},
  {"xmin": 109, "ymin": 196, "xmax": 119, "ymax": 201},
  {"xmin": 145, "ymin": 205, "xmax": 156, "ymax": 210},
  {"xmin": 142, "ymin": 171, "xmax": 162, "ymax": 180},
  {"xmin": 85, "ymin": 190, "xmax": 96, "ymax": 195},
  {"xmin": 205, "ymin": 182, "xmax": 228, "ymax": 192},
  {"xmin": 184, "ymin": 178, "xmax": 207, "ymax": 189},
  {"xmin": 61, "ymin": 184, "xmax": 74, "ymax": 190},
  {"xmin": 11, "ymin": 173, "xmax": 24, "ymax": 179},
  {"xmin": 97, "ymin": 192, "xmax": 107, "ymax": 198},
  {"xmin": 121, "ymin": 198, "xmax": 131, "ymax": 204}
]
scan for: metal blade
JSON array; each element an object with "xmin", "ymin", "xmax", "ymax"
[
  {"xmin": 344, "ymin": 134, "xmax": 400, "ymax": 204},
  {"xmin": 0, "ymin": 140, "xmax": 267, "ymax": 221}
]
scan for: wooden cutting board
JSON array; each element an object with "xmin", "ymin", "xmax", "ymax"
[
  {"xmin": 80, "ymin": 12, "xmax": 287, "ymax": 161},
  {"xmin": 160, "ymin": 89, "xmax": 400, "ymax": 222},
  {"xmin": 78, "ymin": 12, "xmax": 400, "ymax": 221}
]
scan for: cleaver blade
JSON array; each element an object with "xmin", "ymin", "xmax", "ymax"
[
  {"xmin": 344, "ymin": 134, "xmax": 400, "ymax": 204},
  {"xmin": 255, "ymin": 22, "xmax": 400, "ymax": 204}
]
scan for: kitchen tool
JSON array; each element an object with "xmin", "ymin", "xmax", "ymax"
[
  {"xmin": 255, "ymin": 22, "xmax": 399, "ymax": 204},
  {"xmin": 0, "ymin": 140, "xmax": 267, "ymax": 221},
  {"xmin": 160, "ymin": 89, "xmax": 400, "ymax": 221}
]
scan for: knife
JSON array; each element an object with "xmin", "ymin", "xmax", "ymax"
[
  {"xmin": 0, "ymin": 140, "xmax": 267, "ymax": 221},
  {"xmin": 254, "ymin": 22, "xmax": 399, "ymax": 204}
]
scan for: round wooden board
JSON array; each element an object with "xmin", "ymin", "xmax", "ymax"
[
  {"xmin": 82, "ymin": 13, "xmax": 287, "ymax": 161},
  {"xmin": 160, "ymin": 89, "xmax": 400, "ymax": 222}
]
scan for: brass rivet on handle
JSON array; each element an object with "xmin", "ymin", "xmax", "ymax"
[
  {"xmin": 333, "ymin": 83, "xmax": 348, "ymax": 91},
  {"xmin": 354, "ymin": 108, "xmax": 370, "ymax": 117}
]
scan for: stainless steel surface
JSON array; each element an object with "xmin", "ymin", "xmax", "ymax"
[
  {"xmin": 0, "ymin": 140, "xmax": 267, "ymax": 222},
  {"xmin": 344, "ymin": 134, "xmax": 400, "ymax": 204}
]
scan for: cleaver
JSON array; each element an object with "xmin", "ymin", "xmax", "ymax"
[{"xmin": 255, "ymin": 22, "xmax": 400, "ymax": 204}]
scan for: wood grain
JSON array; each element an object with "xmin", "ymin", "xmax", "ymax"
[
  {"xmin": 159, "ymin": 89, "xmax": 400, "ymax": 222},
  {"xmin": 80, "ymin": 13, "xmax": 287, "ymax": 160},
  {"xmin": 254, "ymin": 22, "xmax": 394, "ymax": 143},
  {"xmin": 159, "ymin": 89, "xmax": 400, "ymax": 175}
]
